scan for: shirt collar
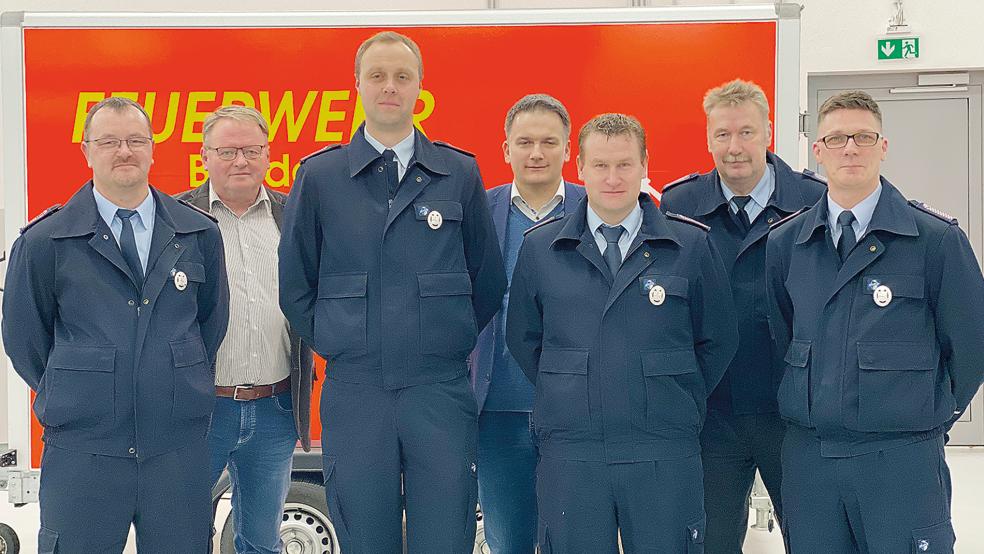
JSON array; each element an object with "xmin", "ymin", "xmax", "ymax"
[
  {"xmin": 363, "ymin": 127, "xmax": 416, "ymax": 168},
  {"xmin": 827, "ymin": 183, "xmax": 882, "ymax": 236},
  {"xmin": 719, "ymin": 163, "xmax": 775, "ymax": 212},
  {"xmin": 510, "ymin": 179, "xmax": 566, "ymax": 207},
  {"xmin": 586, "ymin": 200, "xmax": 644, "ymax": 238},
  {"xmin": 208, "ymin": 183, "xmax": 271, "ymax": 216},
  {"xmin": 92, "ymin": 185, "xmax": 155, "ymax": 230}
]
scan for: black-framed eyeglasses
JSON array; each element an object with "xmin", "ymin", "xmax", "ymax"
[
  {"xmin": 85, "ymin": 137, "xmax": 154, "ymax": 150},
  {"xmin": 205, "ymin": 145, "xmax": 268, "ymax": 161},
  {"xmin": 819, "ymin": 132, "xmax": 881, "ymax": 149}
]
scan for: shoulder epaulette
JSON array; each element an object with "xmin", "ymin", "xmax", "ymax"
[
  {"xmin": 523, "ymin": 215, "xmax": 563, "ymax": 236},
  {"xmin": 664, "ymin": 211, "xmax": 710, "ymax": 232},
  {"xmin": 660, "ymin": 172, "xmax": 700, "ymax": 195},
  {"xmin": 769, "ymin": 207, "xmax": 807, "ymax": 230},
  {"xmin": 177, "ymin": 198, "xmax": 218, "ymax": 223},
  {"xmin": 300, "ymin": 143, "xmax": 343, "ymax": 164},
  {"xmin": 801, "ymin": 168, "xmax": 828, "ymax": 185},
  {"xmin": 909, "ymin": 200, "xmax": 958, "ymax": 224},
  {"xmin": 20, "ymin": 204, "xmax": 61, "ymax": 234},
  {"xmin": 433, "ymin": 141, "xmax": 475, "ymax": 158}
]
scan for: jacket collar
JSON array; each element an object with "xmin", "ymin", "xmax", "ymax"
[
  {"xmin": 552, "ymin": 193, "xmax": 682, "ymax": 248},
  {"xmin": 347, "ymin": 123, "xmax": 450, "ymax": 178},
  {"xmin": 188, "ymin": 180, "xmax": 285, "ymax": 228},
  {"xmin": 693, "ymin": 151, "xmax": 811, "ymax": 217},
  {"xmin": 52, "ymin": 181, "xmax": 212, "ymax": 238},
  {"xmin": 795, "ymin": 176, "xmax": 918, "ymax": 245}
]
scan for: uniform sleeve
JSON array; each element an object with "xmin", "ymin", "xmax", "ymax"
[
  {"xmin": 765, "ymin": 233, "xmax": 793, "ymax": 365},
  {"xmin": 197, "ymin": 224, "xmax": 230, "ymax": 366},
  {"xmin": 278, "ymin": 164, "xmax": 323, "ymax": 345},
  {"xmin": 1, "ymin": 235, "xmax": 56, "ymax": 391},
  {"xmin": 461, "ymin": 160, "xmax": 507, "ymax": 332},
  {"xmin": 504, "ymin": 240, "xmax": 542, "ymax": 384},
  {"xmin": 929, "ymin": 225, "xmax": 984, "ymax": 412},
  {"xmin": 691, "ymin": 235, "xmax": 739, "ymax": 397}
]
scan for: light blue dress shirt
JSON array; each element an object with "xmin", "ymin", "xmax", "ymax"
[
  {"xmin": 92, "ymin": 186, "xmax": 156, "ymax": 272},
  {"xmin": 586, "ymin": 201, "xmax": 644, "ymax": 261},
  {"xmin": 364, "ymin": 128, "xmax": 416, "ymax": 181},
  {"xmin": 720, "ymin": 163, "xmax": 775, "ymax": 224},
  {"xmin": 827, "ymin": 183, "xmax": 882, "ymax": 247}
]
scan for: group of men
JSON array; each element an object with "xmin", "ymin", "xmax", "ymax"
[{"xmin": 3, "ymin": 29, "xmax": 982, "ymax": 554}]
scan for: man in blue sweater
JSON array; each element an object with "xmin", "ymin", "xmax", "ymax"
[{"xmin": 469, "ymin": 94, "xmax": 585, "ymax": 553}]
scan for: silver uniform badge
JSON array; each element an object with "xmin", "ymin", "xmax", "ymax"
[
  {"xmin": 872, "ymin": 284, "xmax": 892, "ymax": 307},
  {"xmin": 649, "ymin": 285, "xmax": 666, "ymax": 306},
  {"xmin": 174, "ymin": 271, "xmax": 188, "ymax": 291},
  {"xmin": 427, "ymin": 210, "xmax": 443, "ymax": 230}
]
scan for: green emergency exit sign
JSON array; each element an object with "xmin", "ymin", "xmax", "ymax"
[{"xmin": 878, "ymin": 37, "xmax": 919, "ymax": 60}]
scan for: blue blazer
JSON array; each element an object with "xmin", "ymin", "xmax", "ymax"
[{"xmin": 469, "ymin": 181, "xmax": 586, "ymax": 412}]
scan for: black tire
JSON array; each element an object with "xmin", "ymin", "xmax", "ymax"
[
  {"xmin": 220, "ymin": 477, "xmax": 339, "ymax": 554},
  {"xmin": 0, "ymin": 522, "xmax": 20, "ymax": 554}
]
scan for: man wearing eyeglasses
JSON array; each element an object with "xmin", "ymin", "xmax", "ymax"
[
  {"xmin": 659, "ymin": 79, "xmax": 825, "ymax": 553},
  {"xmin": 2, "ymin": 96, "xmax": 229, "ymax": 553},
  {"xmin": 765, "ymin": 90, "xmax": 984, "ymax": 553},
  {"xmin": 175, "ymin": 105, "xmax": 314, "ymax": 554}
]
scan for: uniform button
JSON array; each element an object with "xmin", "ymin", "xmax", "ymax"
[
  {"xmin": 128, "ymin": 447, "xmax": 135, "ymax": 454},
  {"xmin": 869, "ymin": 245, "xmax": 877, "ymax": 252},
  {"xmin": 643, "ymin": 251, "xmax": 651, "ymax": 258},
  {"xmin": 103, "ymin": 234, "xmax": 110, "ymax": 240},
  {"xmin": 415, "ymin": 176, "xmax": 422, "ymax": 183},
  {"xmin": 377, "ymin": 166, "xmax": 384, "ymax": 173},
  {"xmin": 918, "ymin": 539, "xmax": 929, "ymax": 551},
  {"xmin": 128, "ymin": 300, "xmax": 135, "ymax": 306},
  {"xmin": 768, "ymin": 217, "xmax": 775, "ymax": 224},
  {"xmin": 143, "ymin": 299, "xmax": 149, "ymax": 305},
  {"xmin": 174, "ymin": 243, "xmax": 181, "ymax": 249}
]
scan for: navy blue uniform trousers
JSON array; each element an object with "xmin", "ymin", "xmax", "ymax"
[
  {"xmin": 782, "ymin": 425, "xmax": 955, "ymax": 554},
  {"xmin": 38, "ymin": 439, "xmax": 210, "ymax": 553},
  {"xmin": 320, "ymin": 376, "xmax": 478, "ymax": 553},
  {"xmin": 536, "ymin": 455, "xmax": 706, "ymax": 554}
]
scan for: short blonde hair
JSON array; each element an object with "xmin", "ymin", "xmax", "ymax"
[
  {"xmin": 703, "ymin": 79, "xmax": 770, "ymax": 122},
  {"xmin": 355, "ymin": 31, "xmax": 424, "ymax": 79},
  {"xmin": 578, "ymin": 113, "xmax": 647, "ymax": 160},
  {"xmin": 202, "ymin": 105, "xmax": 269, "ymax": 145}
]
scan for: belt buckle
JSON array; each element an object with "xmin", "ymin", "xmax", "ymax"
[{"xmin": 232, "ymin": 385, "xmax": 253, "ymax": 401}]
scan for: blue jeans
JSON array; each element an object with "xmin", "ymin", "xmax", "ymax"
[
  {"xmin": 477, "ymin": 411, "xmax": 537, "ymax": 554},
  {"xmin": 209, "ymin": 390, "xmax": 298, "ymax": 554}
]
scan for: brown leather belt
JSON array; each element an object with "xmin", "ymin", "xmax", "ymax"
[{"xmin": 216, "ymin": 377, "xmax": 290, "ymax": 401}]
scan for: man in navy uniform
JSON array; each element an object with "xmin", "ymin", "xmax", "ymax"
[
  {"xmin": 2, "ymin": 96, "xmax": 229, "ymax": 553},
  {"xmin": 506, "ymin": 113, "xmax": 738, "ymax": 553},
  {"xmin": 660, "ymin": 79, "xmax": 825, "ymax": 552},
  {"xmin": 278, "ymin": 31, "xmax": 506, "ymax": 553},
  {"xmin": 469, "ymin": 94, "xmax": 585, "ymax": 554},
  {"xmin": 766, "ymin": 90, "xmax": 984, "ymax": 553}
]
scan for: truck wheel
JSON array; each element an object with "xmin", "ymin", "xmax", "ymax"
[
  {"xmin": 0, "ymin": 523, "xmax": 20, "ymax": 554},
  {"xmin": 220, "ymin": 477, "xmax": 339, "ymax": 554}
]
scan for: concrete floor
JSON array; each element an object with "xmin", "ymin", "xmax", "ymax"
[{"xmin": 2, "ymin": 447, "xmax": 982, "ymax": 553}]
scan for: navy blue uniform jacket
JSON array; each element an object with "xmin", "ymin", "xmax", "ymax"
[
  {"xmin": 766, "ymin": 179, "xmax": 984, "ymax": 457},
  {"xmin": 660, "ymin": 151, "xmax": 826, "ymax": 415},
  {"xmin": 2, "ymin": 182, "xmax": 230, "ymax": 459},
  {"xmin": 278, "ymin": 126, "xmax": 506, "ymax": 390},
  {"xmin": 469, "ymin": 181, "xmax": 586, "ymax": 412},
  {"xmin": 505, "ymin": 195, "xmax": 739, "ymax": 463}
]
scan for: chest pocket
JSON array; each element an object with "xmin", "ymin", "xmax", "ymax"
[
  {"xmin": 854, "ymin": 274, "xmax": 927, "ymax": 339},
  {"xmin": 172, "ymin": 261, "xmax": 206, "ymax": 292},
  {"xmin": 638, "ymin": 274, "xmax": 692, "ymax": 345},
  {"xmin": 413, "ymin": 201, "xmax": 463, "ymax": 228}
]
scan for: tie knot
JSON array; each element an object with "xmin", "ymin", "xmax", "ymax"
[
  {"xmin": 837, "ymin": 210, "xmax": 856, "ymax": 227},
  {"xmin": 117, "ymin": 208, "xmax": 137, "ymax": 221},
  {"xmin": 732, "ymin": 196, "xmax": 752, "ymax": 211},
  {"xmin": 600, "ymin": 225, "xmax": 624, "ymax": 244},
  {"xmin": 383, "ymin": 149, "xmax": 397, "ymax": 163}
]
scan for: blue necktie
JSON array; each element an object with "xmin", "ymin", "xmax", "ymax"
[
  {"xmin": 732, "ymin": 195, "xmax": 752, "ymax": 234},
  {"xmin": 116, "ymin": 208, "xmax": 143, "ymax": 288},
  {"xmin": 600, "ymin": 225, "xmax": 625, "ymax": 278},
  {"xmin": 837, "ymin": 210, "xmax": 857, "ymax": 263},
  {"xmin": 382, "ymin": 149, "xmax": 400, "ymax": 199}
]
